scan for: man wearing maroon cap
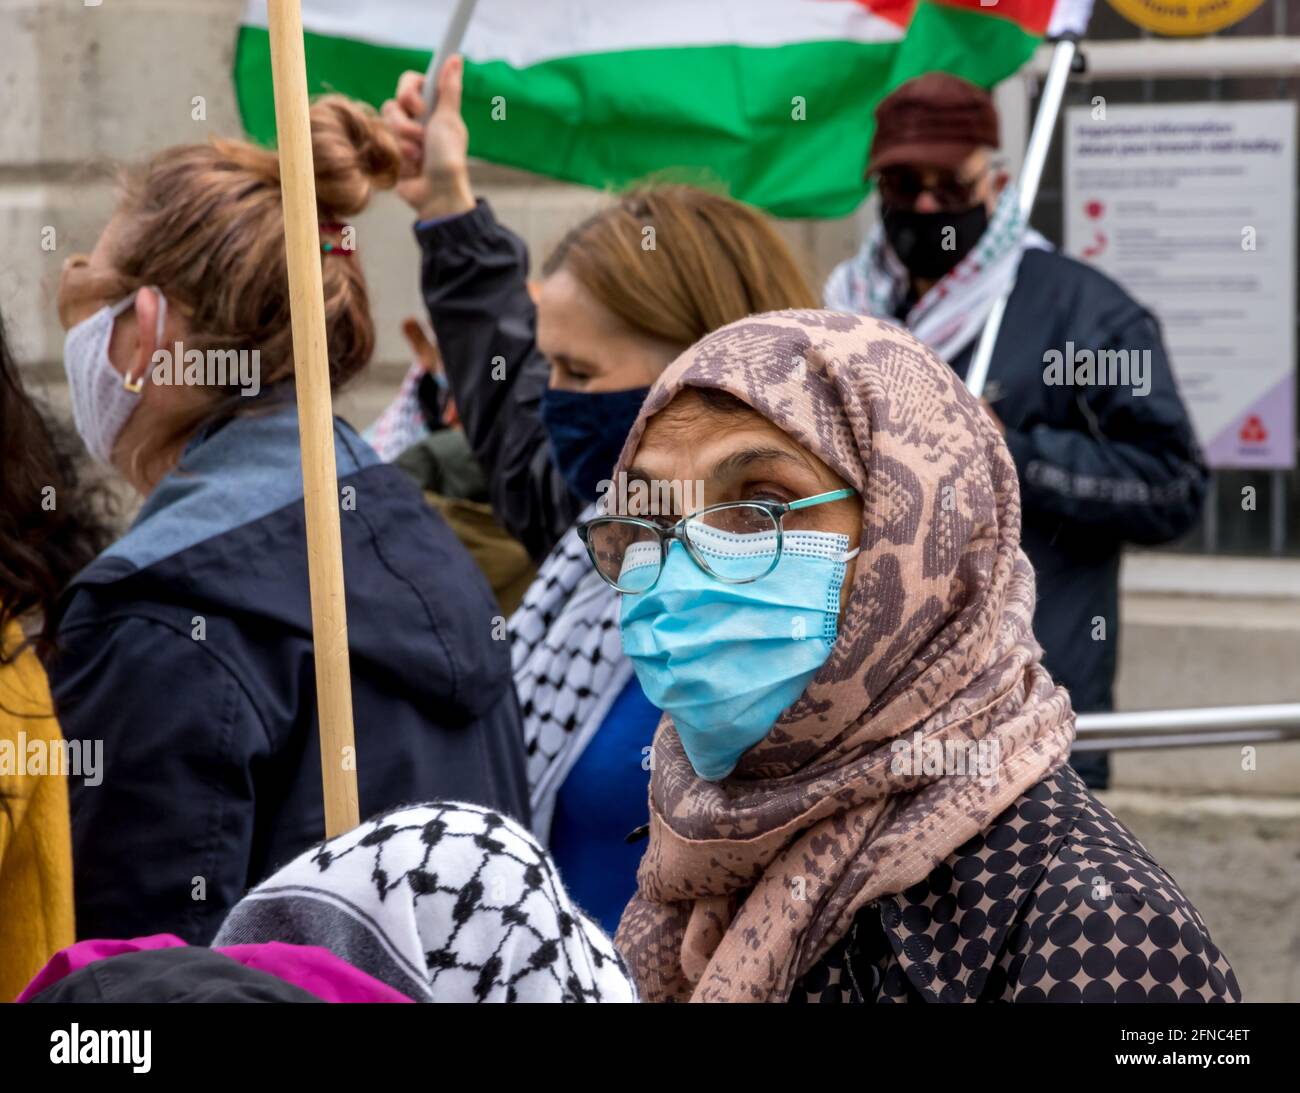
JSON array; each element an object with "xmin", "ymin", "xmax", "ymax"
[{"xmin": 827, "ymin": 73, "xmax": 1208, "ymax": 790}]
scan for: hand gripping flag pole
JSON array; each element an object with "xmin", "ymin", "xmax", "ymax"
[
  {"xmin": 422, "ymin": 0, "xmax": 480, "ymax": 117},
  {"xmin": 267, "ymin": 0, "xmax": 359, "ymax": 837}
]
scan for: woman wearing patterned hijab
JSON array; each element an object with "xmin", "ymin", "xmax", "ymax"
[{"xmin": 581, "ymin": 309, "xmax": 1239, "ymax": 1004}]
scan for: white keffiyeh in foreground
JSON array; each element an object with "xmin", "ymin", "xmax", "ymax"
[{"xmin": 214, "ymin": 802, "xmax": 637, "ymax": 1003}]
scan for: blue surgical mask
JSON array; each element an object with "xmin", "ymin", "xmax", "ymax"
[
  {"xmin": 619, "ymin": 526, "xmax": 858, "ymax": 781},
  {"xmin": 541, "ymin": 385, "xmax": 651, "ymax": 504}
]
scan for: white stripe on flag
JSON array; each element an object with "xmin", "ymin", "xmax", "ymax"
[
  {"xmin": 1048, "ymin": 0, "xmax": 1094, "ymax": 38},
  {"xmin": 241, "ymin": 0, "xmax": 904, "ymax": 67}
]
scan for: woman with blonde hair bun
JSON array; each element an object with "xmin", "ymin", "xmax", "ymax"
[{"xmin": 48, "ymin": 96, "xmax": 529, "ymax": 945}]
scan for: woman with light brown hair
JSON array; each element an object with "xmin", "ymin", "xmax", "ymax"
[
  {"xmin": 47, "ymin": 95, "xmax": 529, "ymax": 945},
  {"xmin": 383, "ymin": 56, "xmax": 818, "ymax": 934}
]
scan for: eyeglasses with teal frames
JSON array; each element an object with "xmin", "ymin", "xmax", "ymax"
[{"xmin": 576, "ymin": 488, "xmax": 857, "ymax": 594}]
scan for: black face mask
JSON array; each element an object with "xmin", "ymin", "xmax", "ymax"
[{"xmin": 882, "ymin": 203, "xmax": 989, "ymax": 281}]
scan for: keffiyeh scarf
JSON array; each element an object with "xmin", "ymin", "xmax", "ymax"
[
  {"xmin": 508, "ymin": 506, "xmax": 634, "ymax": 841},
  {"xmin": 363, "ymin": 360, "xmax": 430, "ymax": 461},
  {"xmin": 214, "ymin": 802, "xmax": 636, "ymax": 1002},
  {"xmin": 824, "ymin": 185, "xmax": 1051, "ymax": 364},
  {"xmin": 613, "ymin": 310, "xmax": 1076, "ymax": 1003}
]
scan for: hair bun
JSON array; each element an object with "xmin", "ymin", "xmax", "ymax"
[{"xmin": 309, "ymin": 95, "xmax": 401, "ymax": 218}]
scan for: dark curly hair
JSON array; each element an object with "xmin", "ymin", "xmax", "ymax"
[{"xmin": 0, "ymin": 310, "xmax": 116, "ymax": 664}]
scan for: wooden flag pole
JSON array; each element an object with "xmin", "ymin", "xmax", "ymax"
[{"xmin": 267, "ymin": 0, "xmax": 360, "ymax": 837}]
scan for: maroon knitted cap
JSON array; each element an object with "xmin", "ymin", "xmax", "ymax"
[{"xmin": 867, "ymin": 73, "xmax": 1000, "ymax": 176}]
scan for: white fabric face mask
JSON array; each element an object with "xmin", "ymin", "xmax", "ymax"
[{"xmin": 62, "ymin": 290, "xmax": 167, "ymax": 466}]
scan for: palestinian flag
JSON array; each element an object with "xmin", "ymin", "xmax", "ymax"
[{"xmin": 234, "ymin": 0, "xmax": 1091, "ymax": 218}]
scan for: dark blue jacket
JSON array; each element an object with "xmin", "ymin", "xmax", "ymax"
[
  {"xmin": 47, "ymin": 406, "xmax": 529, "ymax": 944},
  {"xmin": 416, "ymin": 201, "xmax": 581, "ymax": 562},
  {"xmin": 950, "ymin": 249, "xmax": 1208, "ymax": 717}
]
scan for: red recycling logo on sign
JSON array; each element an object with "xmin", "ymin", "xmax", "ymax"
[{"xmin": 1239, "ymin": 415, "xmax": 1268, "ymax": 444}]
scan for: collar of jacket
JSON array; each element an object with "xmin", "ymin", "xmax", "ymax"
[
  {"xmin": 100, "ymin": 405, "xmax": 378, "ymax": 576},
  {"xmin": 871, "ymin": 766, "xmax": 1084, "ymax": 1003}
]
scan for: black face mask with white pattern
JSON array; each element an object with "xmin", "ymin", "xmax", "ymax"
[{"xmin": 882, "ymin": 203, "xmax": 989, "ymax": 281}]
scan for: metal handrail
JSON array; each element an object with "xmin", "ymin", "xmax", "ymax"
[
  {"xmin": 1073, "ymin": 704, "xmax": 1300, "ymax": 752},
  {"xmin": 1028, "ymin": 36, "xmax": 1300, "ymax": 80}
]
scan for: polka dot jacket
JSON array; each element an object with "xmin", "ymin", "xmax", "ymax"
[{"xmin": 790, "ymin": 763, "xmax": 1242, "ymax": 1003}]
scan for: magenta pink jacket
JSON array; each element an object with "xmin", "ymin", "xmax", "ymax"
[{"xmin": 18, "ymin": 933, "xmax": 413, "ymax": 1003}]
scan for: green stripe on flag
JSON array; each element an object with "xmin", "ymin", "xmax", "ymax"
[
  {"xmin": 234, "ymin": 3, "xmax": 1040, "ymax": 219},
  {"xmin": 892, "ymin": 1, "xmax": 1043, "ymax": 88},
  {"xmin": 235, "ymin": 26, "xmax": 429, "ymax": 145}
]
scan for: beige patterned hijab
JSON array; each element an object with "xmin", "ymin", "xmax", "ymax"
[{"xmin": 613, "ymin": 310, "xmax": 1075, "ymax": 1002}]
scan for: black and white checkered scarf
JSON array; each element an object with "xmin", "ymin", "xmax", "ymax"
[
  {"xmin": 214, "ymin": 802, "xmax": 636, "ymax": 1003},
  {"xmin": 508, "ymin": 507, "xmax": 635, "ymax": 841}
]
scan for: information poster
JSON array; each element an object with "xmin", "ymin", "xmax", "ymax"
[{"xmin": 1064, "ymin": 101, "xmax": 1296, "ymax": 469}]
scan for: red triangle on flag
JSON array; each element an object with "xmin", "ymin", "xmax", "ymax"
[{"xmin": 851, "ymin": 0, "xmax": 1056, "ymax": 35}]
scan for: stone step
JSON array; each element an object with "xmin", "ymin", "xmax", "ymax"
[{"xmin": 1112, "ymin": 559, "xmax": 1300, "ymax": 797}]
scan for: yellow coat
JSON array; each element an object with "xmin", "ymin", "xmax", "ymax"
[{"xmin": 0, "ymin": 621, "xmax": 74, "ymax": 1001}]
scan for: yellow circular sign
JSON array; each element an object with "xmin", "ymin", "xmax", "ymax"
[{"xmin": 1107, "ymin": 0, "xmax": 1267, "ymax": 36}]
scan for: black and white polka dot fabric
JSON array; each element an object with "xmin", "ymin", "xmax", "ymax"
[{"xmin": 790, "ymin": 764, "xmax": 1241, "ymax": 1003}]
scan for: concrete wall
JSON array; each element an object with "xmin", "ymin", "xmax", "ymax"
[
  {"xmin": 1, "ymin": 0, "xmax": 246, "ymax": 381},
  {"xmin": 3, "ymin": 0, "xmax": 1295, "ymax": 1000}
]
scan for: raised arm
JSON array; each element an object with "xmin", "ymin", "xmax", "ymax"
[{"xmin": 383, "ymin": 59, "xmax": 580, "ymax": 560}]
